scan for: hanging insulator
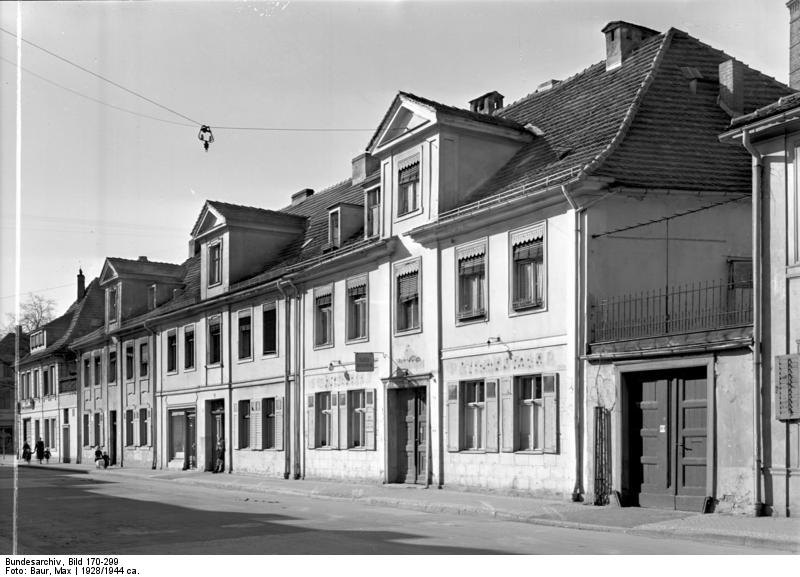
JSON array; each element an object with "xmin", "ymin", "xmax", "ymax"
[{"xmin": 198, "ymin": 125, "xmax": 215, "ymax": 151}]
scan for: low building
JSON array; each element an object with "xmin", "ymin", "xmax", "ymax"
[{"xmin": 0, "ymin": 331, "xmax": 28, "ymax": 456}]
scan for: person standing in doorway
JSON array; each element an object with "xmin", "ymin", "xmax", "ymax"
[
  {"xmin": 213, "ymin": 438, "xmax": 225, "ymax": 473},
  {"xmin": 34, "ymin": 437, "xmax": 45, "ymax": 464}
]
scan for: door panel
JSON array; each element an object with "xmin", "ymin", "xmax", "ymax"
[
  {"xmin": 675, "ymin": 374, "xmax": 707, "ymax": 511},
  {"xmin": 416, "ymin": 389, "xmax": 427, "ymax": 484},
  {"xmin": 638, "ymin": 376, "xmax": 671, "ymax": 509}
]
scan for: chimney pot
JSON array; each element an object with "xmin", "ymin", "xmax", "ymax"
[
  {"xmin": 138, "ymin": 256, "xmax": 148, "ymax": 262},
  {"xmin": 468, "ymin": 91, "xmax": 504, "ymax": 115},
  {"xmin": 77, "ymin": 268, "xmax": 85, "ymax": 301},
  {"xmin": 352, "ymin": 153, "xmax": 380, "ymax": 186},
  {"xmin": 290, "ymin": 188, "xmax": 315, "ymax": 207},
  {"xmin": 602, "ymin": 21, "xmax": 659, "ymax": 71},
  {"xmin": 718, "ymin": 59, "xmax": 745, "ymax": 118}
]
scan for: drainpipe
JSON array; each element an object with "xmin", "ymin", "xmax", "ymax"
[
  {"xmin": 286, "ymin": 279, "xmax": 303, "ymax": 480},
  {"xmin": 562, "ymin": 184, "xmax": 586, "ymax": 502},
  {"xmin": 276, "ymin": 280, "xmax": 292, "ymax": 480},
  {"xmin": 117, "ymin": 338, "xmax": 123, "ymax": 468},
  {"xmin": 227, "ymin": 304, "xmax": 233, "ymax": 474},
  {"xmin": 143, "ymin": 320, "xmax": 157, "ymax": 470},
  {"xmin": 742, "ymin": 129, "xmax": 763, "ymax": 516}
]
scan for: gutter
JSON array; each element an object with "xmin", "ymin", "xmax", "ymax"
[{"xmin": 742, "ymin": 128, "xmax": 764, "ymax": 516}]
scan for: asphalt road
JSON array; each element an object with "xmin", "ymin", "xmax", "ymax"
[{"xmin": 0, "ymin": 467, "xmax": 783, "ymax": 554}]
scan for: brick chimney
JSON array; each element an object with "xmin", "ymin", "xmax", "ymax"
[
  {"xmin": 469, "ymin": 91, "xmax": 504, "ymax": 115},
  {"xmin": 77, "ymin": 268, "xmax": 85, "ymax": 301},
  {"xmin": 290, "ymin": 188, "xmax": 314, "ymax": 207},
  {"xmin": 352, "ymin": 153, "xmax": 380, "ymax": 186},
  {"xmin": 718, "ymin": 59, "xmax": 744, "ymax": 117},
  {"xmin": 789, "ymin": 0, "xmax": 800, "ymax": 89},
  {"xmin": 602, "ymin": 21, "xmax": 659, "ymax": 71}
]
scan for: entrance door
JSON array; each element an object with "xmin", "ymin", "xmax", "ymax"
[
  {"xmin": 209, "ymin": 400, "xmax": 225, "ymax": 471},
  {"xmin": 109, "ymin": 411, "xmax": 117, "ymax": 465},
  {"xmin": 62, "ymin": 426, "xmax": 70, "ymax": 463},
  {"xmin": 186, "ymin": 411, "xmax": 197, "ymax": 470},
  {"xmin": 396, "ymin": 387, "xmax": 427, "ymax": 484},
  {"xmin": 629, "ymin": 367, "xmax": 708, "ymax": 511}
]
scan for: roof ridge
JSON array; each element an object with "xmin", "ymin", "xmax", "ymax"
[
  {"xmin": 498, "ymin": 61, "xmax": 605, "ymax": 115},
  {"xmin": 108, "ymin": 256, "xmax": 182, "ymax": 267},
  {"xmin": 579, "ymin": 28, "xmax": 675, "ymax": 178}
]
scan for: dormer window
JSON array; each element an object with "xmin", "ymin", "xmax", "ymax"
[
  {"xmin": 148, "ymin": 284, "xmax": 157, "ymax": 310},
  {"xmin": 397, "ymin": 155, "xmax": 420, "ymax": 217},
  {"xmin": 30, "ymin": 330, "xmax": 45, "ymax": 351},
  {"xmin": 208, "ymin": 241, "xmax": 222, "ymax": 287},
  {"xmin": 365, "ymin": 187, "xmax": 381, "ymax": 238},
  {"xmin": 107, "ymin": 287, "xmax": 118, "ymax": 323},
  {"xmin": 328, "ymin": 210, "xmax": 341, "ymax": 248}
]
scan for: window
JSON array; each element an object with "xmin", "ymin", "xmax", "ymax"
[
  {"xmin": 93, "ymin": 356, "xmax": 101, "ymax": 386},
  {"xmin": 511, "ymin": 225, "xmax": 545, "ymax": 312},
  {"xmin": 83, "ymin": 359, "xmax": 91, "ymax": 387},
  {"xmin": 727, "ymin": 258, "xmax": 753, "ymax": 312},
  {"xmin": 30, "ymin": 331, "xmax": 45, "ymax": 350},
  {"xmin": 33, "ymin": 370, "xmax": 39, "ymax": 398},
  {"xmin": 83, "ymin": 414, "xmax": 89, "ymax": 447},
  {"xmin": 349, "ymin": 390, "xmax": 367, "ymax": 448},
  {"xmin": 125, "ymin": 344, "xmax": 134, "ymax": 380},
  {"xmin": 125, "ymin": 410, "xmax": 134, "ymax": 446},
  {"xmin": 397, "ymin": 156, "xmax": 420, "ymax": 216},
  {"xmin": 366, "ymin": 187, "xmax": 381, "ymax": 238},
  {"xmin": 316, "ymin": 392, "xmax": 332, "ymax": 447},
  {"xmin": 139, "ymin": 408, "xmax": 148, "ymax": 446},
  {"xmin": 42, "ymin": 367, "xmax": 50, "ymax": 396},
  {"xmin": 94, "ymin": 413, "xmax": 102, "ymax": 446},
  {"xmin": 208, "ymin": 317, "xmax": 221, "ymax": 365},
  {"xmin": 238, "ymin": 311, "xmax": 252, "ymax": 360},
  {"xmin": 515, "ymin": 374, "xmax": 558, "ymax": 453},
  {"xmin": 262, "ymin": 304, "xmax": 277, "ymax": 355},
  {"xmin": 346, "ymin": 277, "xmax": 368, "ymax": 341},
  {"xmin": 457, "ymin": 244, "xmax": 487, "ymax": 322},
  {"xmin": 139, "ymin": 343, "xmax": 149, "ymax": 377},
  {"xmin": 329, "ymin": 210, "xmax": 340, "ymax": 247},
  {"xmin": 148, "ymin": 284, "xmax": 157, "ymax": 310},
  {"xmin": 314, "ymin": 287, "xmax": 333, "ymax": 348},
  {"xmin": 464, "ymin": 381, "xmax": 485, "ymax": 450},
  {"xmin": 263, "ymin": 398, "xmax": 276, "ymax": 449},
  {"xmin": 395, "ymin": 261, "xmax": 420, "ymax": 332},
  {"xmin": 167, "ymin": 330, "xmax": 177, "ymax": 373},
  {"xmin": 238, "ymin": 400, "xmax": 250, "ymax": 449},
  {"xmin": 184, "ymin": 325, "xmax": 195, "ymax": 369},
  {"xmin": 63, "ymin": 408, "xmax": 69, "ymax": 425},
  {"xmin": 447, "ymin": 379, "xmax": 498, "ymax": 453},
  {"xmin": 107, "ymin": 287, "xmax": 118, "ymax": 323},
  {"xmin": 208, "ymin": 242, "xmax": 222, "ymax": 287},
  {"xmin": 108, "ymin": 351, "xmax": 116, "ymax": 383}
]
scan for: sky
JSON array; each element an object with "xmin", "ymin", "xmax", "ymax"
[{"xmin": 0, "ymin": 0, "xmax": 791, "ymax": 326}]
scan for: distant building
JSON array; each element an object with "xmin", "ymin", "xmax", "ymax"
[{"xmin": 0, "ymin": 331, "xmax": 28, "ymax": 456}]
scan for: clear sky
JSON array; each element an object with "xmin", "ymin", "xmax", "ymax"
[{"xmin": 0, "ymin": 0, "xmax": 790, "ymax": 324}]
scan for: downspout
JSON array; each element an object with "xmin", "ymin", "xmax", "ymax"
[
  {"xmin": 117, "ymin": 338, "xmax": 123, "ymax": 468},
  {"xmin": 434, "ymin": 240, "xmax": 442, "ymax": 488},
  {"xmin": 143, "ymin": 320, "xmax": 157, "ymax": 470},
  {"xmin": 226, "ymin": 304, "xmax": 233, "ymax": 474},
  {"xmin": 286, "ymin": 278, "xmax": 303, "ymax": 479},
  {"xmin": 742, "ymin": 128, "xmax": 763, "ymax": 515},
  {"xmin": 562, "ymin": 184, "xmax": 585, "ymax": 502},
  {"xmin": 276, "ymin": 280, "xmax": 292, "ymax": 480}
]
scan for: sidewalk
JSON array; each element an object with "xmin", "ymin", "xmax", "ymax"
[{"xmin": 7, "ymin": 459, "xmax": 800, "ymax": 553}]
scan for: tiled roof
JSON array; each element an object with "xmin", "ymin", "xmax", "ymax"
[
  {"xmin": 0, "ymin": 332, "xmax": 28, "ymax": 365},
  {"xmin": 729, "ymin": 91, "xmax": 800, "ymax": 129},
  {"xmin": 464, "ymin": 28, "xmax": 792, "ymax": 203},
  {"xmin": 106, "ymin": 257, "xmax": 184, "ymax": 280}
]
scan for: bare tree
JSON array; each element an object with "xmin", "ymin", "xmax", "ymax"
[{"xmin": 1, "ymin": 294, "xmax": 57, "ymax": 335}]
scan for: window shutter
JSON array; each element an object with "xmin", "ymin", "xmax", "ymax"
[
  {"xmin": 446, "ymin": 382, "xmax": 460, "ymax": 452},
  {"xmin": 330, "ymin": 392, "xmax": 340, "ymax": 450},
  {"xmin": 251, "ymin": 400, "xmax": 261, "ymax": 450},
  {"xmin": 543, "ymin": 374, "xmax": 559, "ymax": 453},
  {"xmin": 133, "ymin": 410, "xmax": 139, "ymax": 447},
  {"xmin": 500, "ymin": 377, "xmax": 515, "ymax": 452},
  {"xmin": 233, "ymin": 402, "xmax": 240, "ymax": 449},
  {"xmin": 776, "ymin": 354, "xmax": 800, "ymax": 421},
  {"xmin": 100, "ymin": 413, "xmax": 104, "ymax": 446},
  {"xmin": 338, "ymin": 392, "xmax": 348, "ymax": 449},
  {"xmin": 484, "ymin": 379, "xmax": 499, "ymax": 452},
  {"xmin": 306, "ymin": 394, "xmax": 316, "ymax": 449},
  {"xmin": 275, "ymin": 397, "xmax": 284, "ymax": 451},
  {"xmin": 364, "ymin": 388, "xmax": 376, "ymax": 451}
]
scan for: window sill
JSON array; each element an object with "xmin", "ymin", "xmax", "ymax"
[
  {"xmin": 166, "ymin": 370, "xmax": 178, "ymax": 376},
  {"xmin": 508, "ymin": 304, "xmax": 547, "ymax": 318},
  {"xmin": 395, "ymin": 207, "xmax": 423, "ymax": 223},
  {"xmin": 205, "ymin": 363, "xmax": 222, "ymax": 369},
  {"xmin": 313, "ymin": 343, "xmax": 334, "ymax": 351},
  {"xmin": 456, "ymin": 315, "xmax": 488, "ymax": 326},
  {"xmin": 345, "ymin": 336, "xmax": 369, "ymax": 345},
  {"xmin": 261, "ymin": 351, "xmax": 279, "ymax": 359},
  {"xmin": 183, "ymin": 366, "xmax": 197, "ymax": 373},
  {"xmin": 458, "ymin": 449, "xmax": 487, "ymax": 454},
  {"xmin": 237, "ymin": 356, "xmax": 254, "ymax": 365},
  {"xmin": 394, "ymin": 326, "xmax": 422, "ymax": 337}
]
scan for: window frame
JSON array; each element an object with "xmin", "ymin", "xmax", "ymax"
[
  {"xmin": 108, "ymin": 350, "xmax": 117, "ymax": 383},
  {"xmin": 261, "ymin": 302, "xmax": 278, "ymax": 357},
  {"xmin": 139, "ymin": 342, "xmax": 149, "ymax": 378},
  {"xmin": 107, "ymin": 286, "xmax": 119, "ymax": 324},
  {"xmin": 238, "ymin": 400, "xmax": 250, "ymax": 449},
  {"xmin": 83, "ymin": 358, "xmax": 91, "ymax": 388},
  {"xmin": 508, "ymin": 222, "xmax": 547, "ymax": 317},
  {"xmin": 396, "ymin": 153, "xmax": 422, "ymax": 220},
  {"xmin": 207, "ymin": 316, "xmax": 222, "ymax": 366},
  {"xmin": 455, "ymin": 240, "xmax": 488, "ymax": 325},
  {"xmin": 125, "ymin": 409, "xmax": 134, "ymax": 447},
  {"xmin": 313, "ymin": 286, "xmax": 334, "ymax": 350},
  {"xmin": 237, "ymin": 308, "xmax": 253, "ymax": 362},
  {"xmin": 262, "ymin": 397, "xmax": 276, "ymax": 450},
  {"xmin": 394, "ymin": 258, "xmax": 422, "ymax": 335},
  {"xmin": 208, "ymin": 240, "xmax": 222, "ymax": 288},
  {"xmin": 463, "ymin": 380, "xmax": 485, "ymax": 451},
  {"xmin": 346, "ymin": 276, "xmax": 369, "ymax": 344},
  {"xmin": 166, "ymin": 329, "xmax": 178, "ymax": 374},
  {"xmin": 139, "ymin": 408, "xmax": 149, "ymax": 446},
  {"xmin": 183, "ymin": 324, "xmax": 196, "ymax": 371},
  {"xmin": 125, "ymin": 343, "xmax": 135, "ymax": 381},
  {"xmin": 512, "ymin": 373, "xmax": 559, "ymax": 455},
  {"xmin": 348, "ymin": 389, "xmax": 367, "ymax": 449},
  {"xmin": 316, "ymin": 392, "xmax": 333, "ymax": 448},
  {"xmin": 365, "ymin": 186, "xmax": 381, "ymax": 238},
  {"xmin": 93, "ymin": 355, "xmax": 102, "ymax": 386},
  {"xmin": 328, "ymin": 209, "xmax": 341, "ymax": 248}
]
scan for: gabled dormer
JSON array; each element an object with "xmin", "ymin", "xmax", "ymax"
[
  {"xmin": 324, "ymin": 203, "xmax": 363, "ymax": 251},
  {"xmin": 189, "ymin": 200, "xmax": 307, "ymax": 300},
  {"xmin": 100, "ymin": 256, "xmax": 183, "ymax": 324},
  {"xmin": 29, "ymin": 329, "xmax": 46, "ymax": 352}
]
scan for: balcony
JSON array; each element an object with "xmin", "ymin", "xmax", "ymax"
[{"xmin": 590, "ymin": 279, "xmax": 752, "ymax": 349}]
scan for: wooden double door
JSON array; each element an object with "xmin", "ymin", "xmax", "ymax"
[
  {"xmin": 392, "ymin": 387, "xmax": 427, "ymax": 484},
  {"xmin": 627, "ymin": 367, "xmax": 709, "ymax": 511}
]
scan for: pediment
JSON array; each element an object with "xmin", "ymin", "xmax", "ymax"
[
  {"xmin": 99, "ymin": 261, "xmax": 119, "ymax": 286},
  {"xmin": 368, "ymin": 95, "xmax": 436, "ymax": 153},
  {"xmin": 190, "ymin": 203, "xmax": 225, "ymax": 239}
]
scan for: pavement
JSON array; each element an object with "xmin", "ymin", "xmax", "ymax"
[{"xmin": 3, "ymin": 457, "xmax": 799, "ymax": 553}]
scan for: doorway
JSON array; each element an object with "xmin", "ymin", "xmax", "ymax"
[
  {"xmin": 207, "ymin": 400, "xmax": 225, "ymax": 472},
  {"xmin": 62, "ymin": 425, "xmax": 70, "ymax": 463},
  {"xmin": 109, "ymin": 411, "xmax": 117, "ymax": 465},
  {"xmin": 388, "ymin": 386, "xmax": 427, "ymax": 484},
  {"xmin": 624, "ymin": 367, "xmax": 709, "ymax": 511},
  {"xmin": 169, "ymin": 408, "xmax": 197, "ymax": 470}
]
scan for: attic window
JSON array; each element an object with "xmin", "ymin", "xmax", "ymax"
[
  {"xmin": 30, "ymin": 330, "xmax": 45, "ymax": 351},
  {"xmin": 397, "ymin": 155, "xmax": 420, "ymax": 217},
  {"xmin": 107, "ymin": 286, "xmax": 119, "ymax": 323},
  {"xmin": 148, "ymin": 284, "xmax": 157, "ymax": 310},
  {"xmin": 365, "ymin": 187, "xmax": 381, "ymax": 238},
  {"xmin": 208, "ymin": 241, "xmax": 222, "ymax": 287},
  {"xmin": 329, "ymin": 210, "xmax": 341, "ymax": 248}
]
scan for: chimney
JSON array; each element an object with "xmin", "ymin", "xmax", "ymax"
[
  {"xmin": 352, "ymin": 153, "xmax": 380, "ymax": 186},
  {"xmin": 77, "ymin": 268, "xmax": 85, "ymax": 300},
  {"xmin": 138, "ymin": 256, "xmax": 148, "ymax": 262},
  {"xmin": 790, "ymin": 0, "xmax": 800, "ymax": 89},
  {"xmin": 290, "ymin": 188, "xmax": 314, "ymax": 207},
  {"xmin": 535, "ymin": 79, "xmax": 561, "ymax": 93},
  {"xmin": 469, "ymin": 91, "xmax": 504, "ymax": 115},
  {"xmin": 602, "ymin": 21, "xmax": 659, "ymax": 71},
  {"xmin": 718, "ymin": 59, "xmax": 744, "ymax": 117}
]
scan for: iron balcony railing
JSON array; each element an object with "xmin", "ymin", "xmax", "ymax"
[{"xmin": 591, "ymin": 279, "xmax": 753, "ymax": 343}]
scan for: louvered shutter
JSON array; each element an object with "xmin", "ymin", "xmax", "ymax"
[
  {"xmin": 446, "ymin": 382, "xmax": 460, "ymax": 452},
  {"xmin": 251, "ymin": 400, "xmax": 261, "ymax": 450},
  {"xmin": 306, "ymin": 394, "xmax": 315, "ymax": 449},
  {"xmin": 776, "ymin": 355, "xmax": 800, "ymax": 421},
  {"xmin": 543, "ymin": 374, "xmax": 559, "ymax": 453},
  {"xmin": 484, "ymin": 379, "xmax": 499, "ymax": 452},
  {"xmin": 133, "ymin": 409, "xmax": 140, "ymax": 446},
  {"xmin": 500, "ymin": 377, "xmax": 515, "ymax": 452},
  {"xmin": 364, "ymin": 388, "xmax": 376, "ymax": 451},
  {"xmin": 338, "ymin": 392, "xmax": 348, "ymax": 449},
  {"xmin": 330, "ymin": 392, "xmax": 340, "ymax": 449},
  {"xmin": 275, "ymin": 397, "xmax": 284, "ymax": 451},
  {"xmin": 233, "ymin": 402, "xmax": 240, "ymax": 449}
]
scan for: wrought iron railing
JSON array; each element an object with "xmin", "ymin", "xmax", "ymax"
[{"xmin": 591, "ymin": 279, "xmax": 753, "ymax": 343}]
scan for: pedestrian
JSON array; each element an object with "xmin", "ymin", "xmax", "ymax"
[
  {"xmin": 22, "ymin": 440, "xmax": 31, "ymax": 464},
  {"xmin": 43, "ymin": 447, "xmax": 51, "ymax": 464},
  {"xmin": 94, "ymin": 446, "xmax": 104, "ymax": 469},
  {"xmin": 102, "ymin": 450, "xmax": 109, "ymax": 469},
  {"xmin": 35, "ymin": 437, "xmax": 45, "ymax": 464},
  {"xmin": 213, "ymin": 437, "xmax": 225, "ymax": 473}
]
